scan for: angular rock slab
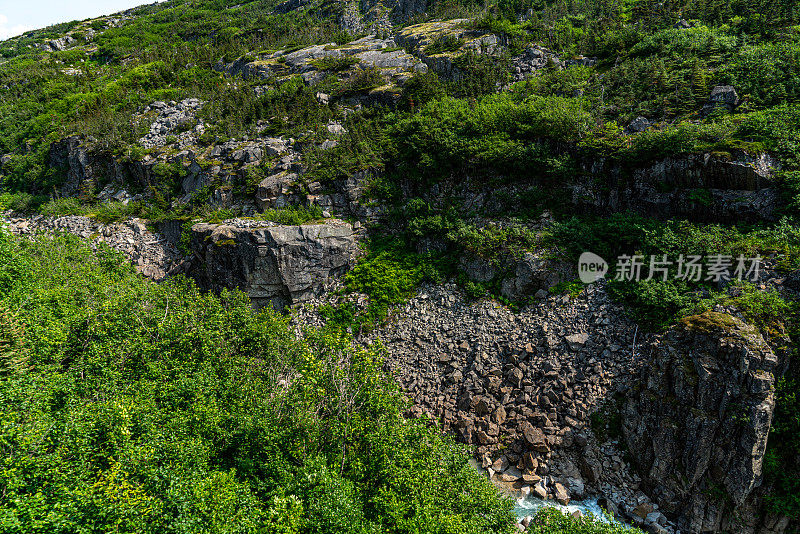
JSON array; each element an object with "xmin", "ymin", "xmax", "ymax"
[{"xmin": 190, "ymin": 220, "xmax": 357, "ymax": 309}]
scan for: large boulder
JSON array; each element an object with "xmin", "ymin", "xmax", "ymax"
[
  {"xmin": 623, "ymin": 311, "xmax": 782, "ymax": 533},
  {"xmin": 703, "ymin": 85, "xmax": 739, "ymax": 116},
  {"xmin": 189, "ymin": 220, "xmax": 357, "ymax": 309},
  {"xmin": 500, "ymin": 252, "xmax": 566, "ymax": 300}
]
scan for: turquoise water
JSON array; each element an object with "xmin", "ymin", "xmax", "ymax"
[
  {"xmin": 513, "ymin": 495, "xmax": 613, "ymax": 523},
  {"xmin": 468, "ymin": 459, "xmax": 617, "ymax": 525}
]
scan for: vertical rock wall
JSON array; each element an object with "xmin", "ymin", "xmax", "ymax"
[
  {"xmin": 623, "ymin": 311, "xmax": 786, "ymax": 533},
  {"xmin": 189, "ymin": 220, "xmax": 357, "ymax": 310}
]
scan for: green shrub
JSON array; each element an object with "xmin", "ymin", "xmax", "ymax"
[
  {"xmin": 0, "ymin": 232, "xmax": 517, "ymax": 533},
  {"xmin": 527, "ymin": 506, "xmax": 644, "ymax": 533},
  {"xmin": 92, "ymin": 200, "xmax": 141, "ymax": 224},
  {"xmin": 549, "ymin": 279, "xmax": 585, "ymax": 298},
  {"xmin": 447, "ymin": 223, "xmax": 540, "ymax": 263},
  {"xmin": 391, "ymin": 93, "xmax": 592, "ymax": 182},
  {"xmin": 449, "ymin": 51, "xmax": 510, "ymax": 98},
  {"xmin": 0, "ymin": 192, "xmax": 43, "ymax": 213},
  {"xmin": 400, "ymin": 71, "xmax": 447, "ymax": 111},
  {"xmin": 39, "ymin": 196, "xmax": 86, "ymax": 217},
  {"xmin": 425, "ymin": 35, "xmax": 465, "ymax": 55},
  {"xmin": 311, "ymin": 55, "xmax": 360, "ymax": 72},
  {"xmin": 334, "ymin": 67, "xmax": 385, "ymax": 97},
  {"xmin": 322, "ymin": 238, "xmax": 451, "ymax": 331},
  {"xmin": 254, "ymin": 205, "xmax": 324, "ymax": 225}
]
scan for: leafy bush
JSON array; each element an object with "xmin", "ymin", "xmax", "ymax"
[
  {"xmin": 322, "ymin": 238, "xmax": 451, "ymax": 331},
  {"xmin": 548, "ymin": 213, "xmax": 800, "ymax": 328},
  {"xmin": 425, "ymin": 35, "xmax": 465, "ymax": 55},
  {"xmin": 0, "ymin": 231, "xmax": 516, "ymax": 533},
  {"xmin": 92, "ymin": 201, "xmax": 143, "ymax": 224},
  {"xmin": 400, "ymin": 71, "xmax": 447, "ymax": 111},
  {"xmin": 254, "ymin": 205, "xmax": 324, "ymax": 225},
  {"xmin": 334, "ymin": 67, "xmax": 385, "ymax": 97},
  {"xmin": 449, "ymin": 51, "xmax": 510, "ymax": 98},
  {"xmin": 527, "ymin": 507, "xmax": 643, "ymax": 533},
  {"xmin": 391, "ymin": 93, "xmax": 592, "ymax": 182},
  {"xmin": 0, "ymin": 192, "xmax": 43, "ymax": 213},
  {"xmin": 311, "ymin": 55, "xmax": 360, "ymax": 72},
  {"xmin": 39, "ymin": 196, "xmax": 86, "ymax": 217}
]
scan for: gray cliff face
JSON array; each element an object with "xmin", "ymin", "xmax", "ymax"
[
  {"xmin": 45, "ymin": 111, "xmax": 779, "ymax": 227},
  {"xmin": 623, "ymin": 311, "xmax": 786, "ymax": 533},
  {"xmin": 572, "ymin": 152, "xmax": 778, "ymax": 223},
  {"xmin": 48, "ymin": 136, "xmax": 116, "ymax": 196},
  {"xmin": 189, "ymin": 220, "xmax": 357, "ymax": 309},
  {"xmin": 400, "ymin": 149, "xmax": 779, "ymax": 224}
]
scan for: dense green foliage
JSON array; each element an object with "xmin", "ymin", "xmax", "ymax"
[
  {"xmin": 527, "ymin": 508, "xmax": 642, "ymax": 533},
  {"xmin": 545, "ymin": 214, "xmax": 800, "ymax": 327},
  {"xmin": 3, "ymin": 0, "xmax": 800, "ymax": 216},
  {"xmin": 2, "ymin": 0, "xmax": 800, "ymax": 524},
  {"xmin": 320, "ymin": 237, "xmax": 451, "ymax": 332},
  {"xmin": 0, "ymin": 230, "xmax": 517, "ymax": 533},
  {"xmin": 765, "ymin": 376, "xmax": 800, "ymax": 519}
]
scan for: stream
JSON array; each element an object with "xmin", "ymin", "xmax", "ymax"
[{"xmin": 513, "ymin": 495, "xmax": 614, "ymax": 523}]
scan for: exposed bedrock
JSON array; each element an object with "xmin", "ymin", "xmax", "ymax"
[
  {"xmin": 623, "ymin": 311, "xmax": 789, "ymax": 534},
  {"xmin": 572, "ymin": 152, "xmax": 778, "ymax": 223},
  {"xmin": 45, "ymin": 132, "xmax": 779, "ymax": 226},
  {"xmin": 188, "ymin": 219, "xmax": 358, "ymax": 309},
  {"xmin": 403, "ymin": 150, "xmax": 779, "ymax": 224}
]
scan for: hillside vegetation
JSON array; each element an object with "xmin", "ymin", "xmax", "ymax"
[{"xmin": 1, "ymin": 0, "xmax": 799, "ymax": 530}]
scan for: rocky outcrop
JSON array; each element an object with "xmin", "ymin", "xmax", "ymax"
[
  {"xmin": 4, "ymin": 215, "xmax": 187, "ymax": 281},
  {"xmin": 703, "ymin": 85, "xmax": 739, "ymax": 116},
  {"xmin": 510, "ymin": 45, "xmax": 591, "ymax": 82},
  {"xmin": 395, "ymin": 20, "xmax": 505, "ymax": 81},
  {"xmin": 572, "ymin": 151, "xmax": 779, "ymax": 223},
  {"xmin": 623, "ymin": 311, "xmax": 785, "ymax": 533},
  {"xmin": 393, "ymin": 21, "xmax": 590, "ymax": 83},
  {"xmin": 48, "ymin": 136, "xmax": 108, "ymax": 197},
  {"xmin": 189, "ymin": 219, "xmax": 358, "ymax": 309},
  {"xmin": 215, "ymin": 36, "xmax": 426, "ymax": 88},
  {"xmin": 37, "ymin": 35, "xmax": 77, "ymax": 52},
  {"xmin": 137, "ymin": 98, "xmax": 205, "ymax": 149},
  {"xmin": 401, "ymin": 149, "xmax": 779, "ymax": 224},
  {"xmin": 42, "ymin": 119, "xmax": 373, "ymax": 220},
  {"xmin": 456, "ymin": 248, "xmax": 569, "ymax": 301},
  {"xmin": 47, "ymin": 135, "xmax": 174, "ymax": 198},
  {"xmin": 500, "ymin": 252, "xmax": 569, "ymax": 301}
]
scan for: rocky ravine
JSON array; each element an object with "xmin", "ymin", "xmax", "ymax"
[
  {"xmin": 295, "ymin": 279, "xmax": 793, "ymax": 533},
  {"xmin": 1, "ymin": 212, "xmax": 795, "ymax": 533},
  {"xmin": 358, "ymin": 283, "xmax": 653, "ymax": 515}
]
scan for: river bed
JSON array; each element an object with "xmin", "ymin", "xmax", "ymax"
[{"xmin": 513, "ymin": 494, "xmax": 615, "ymax": 523}]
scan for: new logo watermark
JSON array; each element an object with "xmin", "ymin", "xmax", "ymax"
[
  {"xmin": 577, "ymin": 253, "xmax": 761, "ymax": 283},
  {"xmin": 578, "ymin": 252, "xmax": 608, "ymax": 283}
]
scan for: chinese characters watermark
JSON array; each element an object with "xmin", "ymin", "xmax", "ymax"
[{"xmin": 578, "ymin": 252, "xmax": 761, "ymax": 284}]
